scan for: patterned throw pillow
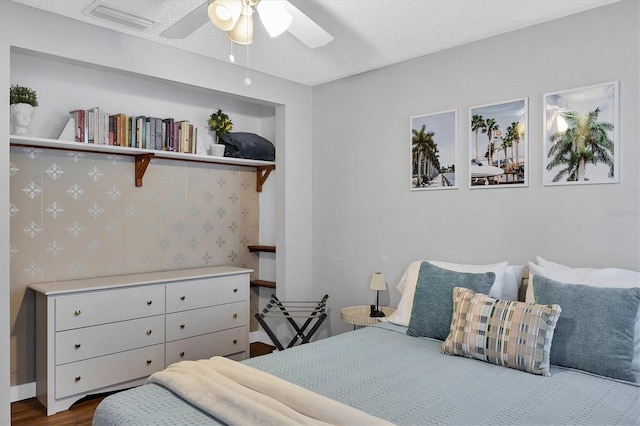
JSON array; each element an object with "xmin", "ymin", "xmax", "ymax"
[{"xmin": 440, "ymin": 287, "xmax": 562, "ymax": 376}]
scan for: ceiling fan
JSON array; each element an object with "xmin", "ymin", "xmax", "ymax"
[{"xmin": 160, "ymin": 0, "xmax": 333, "ymax": 49}]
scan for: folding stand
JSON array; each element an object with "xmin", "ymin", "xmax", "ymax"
[{"xmin": 255, "ymin": 294, "xmax": 329, "ymax": 351}]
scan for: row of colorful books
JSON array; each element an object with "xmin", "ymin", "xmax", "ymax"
[{"xmin": 68, "ymin": 108, "xmax": 198, "ymax": 153}]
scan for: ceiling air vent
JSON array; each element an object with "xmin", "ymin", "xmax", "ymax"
[{"xmin": 84, "ymin": 3, "xmax": 155, "ymax": 31}]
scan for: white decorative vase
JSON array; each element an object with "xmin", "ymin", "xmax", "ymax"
[
  {"xmin": 10, "ymin": 103, "xmax": 35, "ymax": 136},
  {"xmin": 210, "ymin": 143, "xmax": 225, "ymax": 157}
]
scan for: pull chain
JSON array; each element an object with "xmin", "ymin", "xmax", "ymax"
[{"xmin": 244, "ymin": 14, "xmax": 251, "ymax": 86}]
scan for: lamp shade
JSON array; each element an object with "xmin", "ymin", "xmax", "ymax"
[
  {"xmin": 208, "ymin": 0, "xmax": 242, "ymax": 32},
  {"xmin": 369, "ymin": 272, "xmax": 386, "ymax": 291},
  {"xmin": 257, "ymin": 0, "xmax": 293, "ymax": 38},
  {"xmin": 226, "ymin": 9, "xmax": 253, "ymax": 45}
]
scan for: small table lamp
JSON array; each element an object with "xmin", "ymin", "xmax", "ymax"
[{"xmin": 369, "ymin": 272, "xmax": 387, "ymax": 317}]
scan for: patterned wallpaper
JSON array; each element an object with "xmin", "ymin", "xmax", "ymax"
[{"xmin": 9, "ymin": 146, "xmax": 259, "ymax": 384}]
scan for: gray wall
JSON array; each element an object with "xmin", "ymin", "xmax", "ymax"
[{"xmin": 312, "ymin": 0, "xmax": 639, "ymax": 336}]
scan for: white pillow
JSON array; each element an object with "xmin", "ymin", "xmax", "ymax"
[
  {"xmin": 386, "ymin": 260, "xmax": 507, "ymax": 327},
  {"xmin": 528, "ymin": 256, "xmax": 640, "ymax": 383},
  {"xmin": 503, "ymin": 265, "xmax": 525, "ymax": 301},
  {"xmin": 535, "ymin": 255, "xmax": 639, "ymax": 286}
]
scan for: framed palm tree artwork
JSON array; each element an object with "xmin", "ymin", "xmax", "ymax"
[
  {"xmin": 543, "ymin": 81, "xmax": 619, "ymax": 186},
  {"xmin": 469, "ymin": 98, "xmax": 529, "ymax": 188},
  {"xmin": 410, "ymin": 109, "xmax": 458, "ymax": 191}
]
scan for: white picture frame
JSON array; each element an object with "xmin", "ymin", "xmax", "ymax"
[
  {"xmin": 543, "ymin": 81, "xmax": 619, "ymax": 186},
  {"xmin": 469, "ymin": 98, "xmax": 529, "ymax": 188},
  {"xmin": 410, "ymin": 109, "xmax": 458, "ymax": 191}
]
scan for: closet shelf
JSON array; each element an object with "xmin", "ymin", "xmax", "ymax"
[
  {"xmin": 10, "ymin": 136, "xmax": 275, "ymax": 191},
  {"xmin": 247, "ymin": 245, "xmax": 276, "ymax": 253},
  {"xmin": 248, "ymin": 245, "xmax": 276, "ymax": 289},
  {"xmin": 250, "ymin": 279, "xmax": 276, "ymax": 289}
]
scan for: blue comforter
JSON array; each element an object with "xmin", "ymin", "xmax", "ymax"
[{"xmin": 94, "ymin": 323, "xmax": 640, "ymax": 425}]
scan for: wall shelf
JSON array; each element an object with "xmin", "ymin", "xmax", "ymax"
[
  {"xmin": 247, "ymin": 245, "xmax": 276, "ymax": 253},
  {"xmin": 248, "ymin": 245, "xmax": 276, "ymax": 288},
  {"xmin": 10, "ymin": 135, "xmax": 276, "ymax": 191},
  {"xmin": 250, "ymin": 279, "xmax": 276, "ymax": 289}
]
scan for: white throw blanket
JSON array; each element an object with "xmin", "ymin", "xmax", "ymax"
[{"xmin": 147, "ymin": 356, "xmax": 393, "ymax": 426}]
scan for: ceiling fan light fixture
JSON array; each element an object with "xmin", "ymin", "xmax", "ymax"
[
  {"xmin": 256, "ymin": 0, "xmax": 293, "ymax": 38},
  {"xmin": 226, "ymin": 9, "xmax": 254, "ymax": 45},
  {"xmin": 208, "ymin": 0, "xmax": 242, "ymax": 32}
]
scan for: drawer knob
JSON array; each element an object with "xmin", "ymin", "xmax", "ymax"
[
  {"xmin": 233, "ymin": 288, "xmax": 238, "ymax": 293},
  {"xmin": 74, "ymin": 343, "xmax": 81, "ymax": 349},
  {"xmin": 179, "ymin": 351, "xmax": 185, "ymax": 357},
  {"xmin": 146, "ymin": 329, "xmax": 152, "ymax": 335},
  {"xmin": 180, "ymin": 295, "xmax": 186, "ymax": 300},
  {"xmin": 146, "ymin": 300, "xmax": 152, "ymax": 305},
  {"xmin": 180, "ymin": 324, "xmax": 185, "ymax": 329},
  {"xmin": 146, "ymin": 359, "xmax": 152, "ymax": 365},
  {"xmin": 75, "ymin": 376, "xmax": 81, "ymax": 382},
  {"xmin": 232, "ymin": 313, "xmax": 238, "ymax": 319},
  {"xmin": 233, "ymin": 339, "xmax": 238, "ymax": 344},
  {"xmin": 74, "ymin": 310, "xmax": 81, "ymax": 316}
]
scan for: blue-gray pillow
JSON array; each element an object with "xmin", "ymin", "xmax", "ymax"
[
  {"xmin": 533, "ymin": 275, "xmax": 640, "ymax": 382},
  {"xmin": 406, "ymin": 261, "xmax": 495, "ymax": 340}
]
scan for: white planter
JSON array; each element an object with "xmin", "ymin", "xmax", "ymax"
[
  {"xmin": 209, "ymin": 144, "xmax": 225, "ymax": 157},
  {"xmin": 10, "ymin": 103, "xmax": 35, "ymax": 136}
]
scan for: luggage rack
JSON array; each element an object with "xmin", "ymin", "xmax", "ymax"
[{"xmin": 255, "ymin": 294, "xmax": 329, "ymax": 351}]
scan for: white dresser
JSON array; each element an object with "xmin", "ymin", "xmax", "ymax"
[{"xmin": 29, "ymin": 266, "xmax": 251, "ymax": 415}]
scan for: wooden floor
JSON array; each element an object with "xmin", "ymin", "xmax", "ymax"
[{"xmin": 11, "ymin": 342, "xmax": 275, "ymax": 426}]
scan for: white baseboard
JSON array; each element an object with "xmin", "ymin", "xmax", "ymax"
[
  {"xmin": 11, "ymin": 381, "xmax": 35, "ymax": 402},
  {"xmin": 250, "ymin": 330, "xmax": 272, "ymax": 345}
]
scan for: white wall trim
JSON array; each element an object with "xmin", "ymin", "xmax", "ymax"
[
  {"xmin": 249, "ymin": 330, "xmax": 272, "ymax": 345},
  {"xmin": 11, "ymin": 381, "xmax": 35, "ymax": 403}
]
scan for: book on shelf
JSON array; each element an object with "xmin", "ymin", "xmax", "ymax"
[
  {"xmin": 172, "ymin": 121, "xmax": 179, "ymax": 152},
  {"xmin": 147, "ymin": 117, "xmax": 155, "ymax": 150},
  {"xmin": 87, "ymin": 109, "xmax": 94, "ymax": 143},
  {"xmin": 162, "ymin": 118, "xmax": 174, "ymax": 151},
  {"xmin": 101, "ymin": 111, "xmax": 109, "ymax": 145},
  {"xmin": 187, "ymin": 123, "xmax": 194, "ymax": 153},
  {"xmin": 177, "ymin": 120, "xmax": 188, "ymax": 153},
  {"xmin": 154, "ymin": 117, "xmax": 162, "ymax": 150},
  {"xmin": 68, "ymin": 109, "xmax": 85, "ymax": 142},
  {"xmin": 128, "ymin": 116, "xmax": 135, "ymax": 148},
  {"xmin": 110, "ymin": 113, "xmax": 127, "ymax": 146},
  {"xmin": 135, "ymin": 116, "xmax": 145, "ymax": 148}
]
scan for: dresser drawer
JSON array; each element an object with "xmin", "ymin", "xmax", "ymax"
[
  {"xmin": 55, "ymin": 315, "xmax": 165, "ymax": 365},
  {"xmin": 165, "ymin": 301, "xmax": 246, "ymax": 342},
  {"xmin": 165, "ymin": 326, "xmax": 247, "ymax": 365},
  {"xmin": 55, "ymin": 344, "xmax": 164, "ymax": 399},
  {"xmin": 165, "ymin": 275, "xmax": 247, "ymax": 313},
  {"xmin": 55, "ymin": 286, "xmax": 165, "ymax": 331}
]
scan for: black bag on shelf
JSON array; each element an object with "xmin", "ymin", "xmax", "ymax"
[{"xmin": 219, "ymin": 132, "xmax": 275, "ymax": 161}]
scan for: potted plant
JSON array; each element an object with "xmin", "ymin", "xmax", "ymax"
[
  {"xmin": 208, "ymin": 109, "xmax": 232, "ymax": 156},
  {"xmin": 10, "ymin": 85, "xmax": 38, "ymax": 136}
]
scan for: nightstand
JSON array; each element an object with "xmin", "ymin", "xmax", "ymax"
[{"xmin": 340, "ymin": 305, "xmax": 396, "ymax": 329}]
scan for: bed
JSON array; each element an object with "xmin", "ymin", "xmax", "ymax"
[{"xmin": 93, "ymin": 258, "xmax": 640, "ymax": 425}]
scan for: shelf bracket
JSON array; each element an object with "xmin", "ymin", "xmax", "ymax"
[
  {"xmin": 256, "ymin": 165, "xmax": 275, "ymax": 192},
  {"xmin": 134, "ymin": 153, "xmax": 154, "ymax": 187}
]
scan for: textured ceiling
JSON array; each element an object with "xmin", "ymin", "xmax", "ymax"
[{"xmin": 9, "ymin": 0, "xmax": 620, "ymax": 86}]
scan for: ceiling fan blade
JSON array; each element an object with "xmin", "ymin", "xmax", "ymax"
[
  {"xmin": 285, "ymin": 2, "xmax": 333, "ymax": 49},
  {"xmin": 160, "ymin": 1, "xmax": 210, "ymax": 39}
]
